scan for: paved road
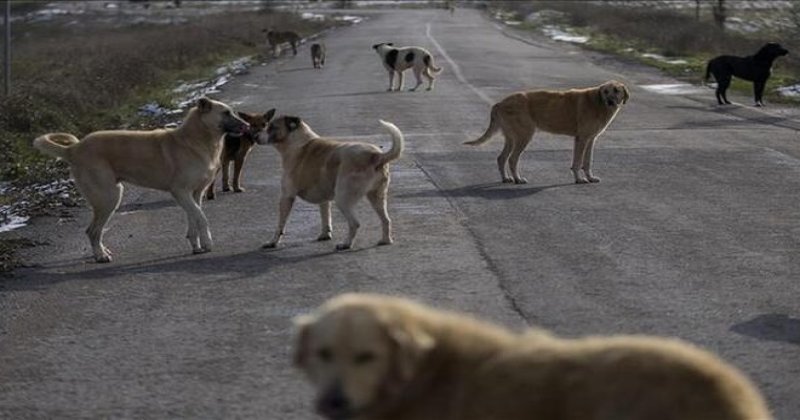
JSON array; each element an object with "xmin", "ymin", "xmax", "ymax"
[{"xmin": 2, "ymin": 8, "xmax": 799, "ymax": 419}]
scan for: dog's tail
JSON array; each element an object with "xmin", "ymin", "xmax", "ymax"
[
  {"xmin": 424, "ymin": 54, "xmax": 443, "ymax": 74},
  {"xmin": 464, "ymin": 104, "xmax": 500, "ymax": 146},
  {"xmin": 377, "ymin": 120, "xmax": 404, "ymax": 166},
  {"xmin": 32, "ymin": 133, "xmax": 81, "ymax": 161}
]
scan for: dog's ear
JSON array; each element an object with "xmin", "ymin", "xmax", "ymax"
[
  {"xmin": 387, "ymin": 42, "xmax": 394, "ymax": 47},
  {"xmin": 621, "ymin": 84, "xmax": 630, "ymax": 104},
  {"xmin": 237, "ymin": 111, "xmax": 253, "ymax": 122},
  {"xmin": 285, "ymin": 116, "xmax": 302, "ymax": 131},
  {"xmin": 386, "ymin": 320, "xmax": 435, "ymax": 383},
  {"xmin": 197, "ymin": 97, "xmax": 213, "ymax": 114},
  {"xmin": 292, "ymin": 314, "xmax": 315, "ymax": 368},
  {"xmin": 372, "ymin": 43, "xmax": 382, "ymax": 50},
  {"xmin": 264, "ymin": 108, "xmax": 276, "ymax": 122}
]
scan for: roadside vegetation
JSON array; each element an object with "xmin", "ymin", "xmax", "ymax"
[
  {"xmin": 0, "ymin": 3, "xmax": 339, "ymax": 273},
  {"xmin": 491, "ymin": 0, "xmax": 800, "ymax": 104}
]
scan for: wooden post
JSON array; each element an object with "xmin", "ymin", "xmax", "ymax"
[{"xmin": 3, "ymin": 0, "xmax": 9, "ymax": 96}]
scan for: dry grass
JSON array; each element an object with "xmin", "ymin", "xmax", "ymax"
[{"xmin": 0, "ymin": 10, "xmax": 329, "ymax": 183}]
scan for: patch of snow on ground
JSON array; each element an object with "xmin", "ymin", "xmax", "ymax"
[
  {"xmin": 505, "ymin": 21, "xmax": 522, "ymax": 26},
  {"xmin": 301, "ymin": 12, "xmax": 326, "ymax": 21},
  {"xmin": 640, "ymin": 83, "xmax": 707, "ymax": 95},
  {"xmin": 640, "ymin": 53, "xmax": 688, "ymax": 65},
  {"xmin": 542, "ymin": 26, "xmax": 589, "ymax": 44},
  {"xmin": 334, "ymin": 15, "xmax": 364, "ymax": 24},
  {"xmin": 0, "ymin": 214, "xmax": 30, "ymax": 233},
  {"xmin": 778, "ymin": 84, "xmax": 800, "ymax": 97}
]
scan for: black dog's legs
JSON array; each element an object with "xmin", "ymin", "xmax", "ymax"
[
  {"xmin": 716, "ymin": 76, "xmax": 733, "ymax": 105},
  {"xmin": 753, "ymin": 80, "xmax": 766, "ymax": 107}
]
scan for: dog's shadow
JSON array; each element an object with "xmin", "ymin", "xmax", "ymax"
[
  {"xmin": 730, "ymin": 313, "xmax": 800, "ymax": 346},
  {"xmin": 279, "ymin": 67, "xmax": 317, "ymax": 73},
  {"xmin": 399, "ymin": 182, "xmax": 573, "ymax": 200},
  {"xmin": 317, "ymin": 90, "xmax": 394, "ymax": 99}
]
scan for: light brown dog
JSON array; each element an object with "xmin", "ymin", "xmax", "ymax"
[
  {"xmin": 33, "ymin": 98, "xmax": 249, "ymax": 263},
  {"xmin": 206, "ymin": 109, "xmax": 275, "ymax": 200},
  {"xmin": 258, "ymin": 116, "xmax": 403, "ymax": 250},
  {"xmin": 465, "ymin": 80, "xmax": 629, "ymax": 184},
  {"xmin": 264, "ymin": 29, "xmax": 300, "ymax": 57},
  {"xmin": 294, "ymin": 293, "xmax": 772, "ymax": 420}
]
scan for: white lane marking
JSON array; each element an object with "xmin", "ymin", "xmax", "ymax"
[{"xmin": 425, "ymin": 22, "xmax": 494, "ymax": 105}]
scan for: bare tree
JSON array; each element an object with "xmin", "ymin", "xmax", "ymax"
[{"xmin": 712, "ymin": 0, "xmax": 727, "ymax": 31}]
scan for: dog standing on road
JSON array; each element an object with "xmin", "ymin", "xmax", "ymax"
[
  {"xmin": 258, "ymin": 116, "xmax": 404, "ymax": 250},
  {"xmin": 264, "ymin": 29, "xmax": 300, "ymax": 57},
  {"xmin": 33, "ymin": 98, "xmax": 249, "ymax": 262},
  {"xmin": 465, "ymin": 81, "xmax": 629, "ymax": 184},
  {"xmin": 294, "ymin": 293, "xmax": 772, "ymax": 420},
  {"xmin": 206, "ymin": 109, "xmax": 275, "ymax": 200},
  {"xmin": 705, "ymin": 42, "xmax": 789, "ymax": 106},
  {"xmin": 311, "ymin": 43, "xmax": 326, "ymax": 69},
  {"xmin": 372, "ymin": 43, "xmax": 443, "ymax": 91}
]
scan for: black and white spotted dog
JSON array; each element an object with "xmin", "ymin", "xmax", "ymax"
[{"xmin": 372, "ymin": 43, "xmax": 443, "ymax": 92}]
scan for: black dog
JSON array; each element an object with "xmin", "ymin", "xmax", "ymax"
[{"xmin": 705, "ymin": 42, "xmax": 788, "ymax": 107}]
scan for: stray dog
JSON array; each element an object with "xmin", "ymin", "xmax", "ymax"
[
  {"xmin": 311, "ymin": 43, "xmax": 326, "ymax": 69},
  {"xmin": 33, "ymin": 98, "xmax": 249, "ymax": 263},
  {"xmin": 465, "ymin": 81, "xmax": 629, "ymax": 184},
  {"xmin": 264, "ymin": 29, "xmax": 300, "ymax": 57},
  {"xmin": 705, "ymin": 42, "xmax": 789, "ymax": 106},
  {"xmin": 258, "ymin": 116, "xmax": 403, "ymax": 250},
  {"xmin": 206, "ymin": 109, "xmax": 275, "ymax": 200},
  {"xmin": 294, "ymin": 293, "xmax": 772, "ymax": 420},
  {"xmin": 372, "ymin": 43, "xmax": 443, "ymax": 92}
]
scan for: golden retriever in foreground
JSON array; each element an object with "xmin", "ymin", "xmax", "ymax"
[
  {"xmin": 465, "ymin": 80, "xmax": 629, "ymax": 184},
  {"xmin": 294, "ymin": 293, "xmax": 771, "ymax": 420},
  {"xmin": 258, "ymin": 116, "xmax": 403, "ymax": 250},
  {"xmin": 33, "ymin": 98, "xmax": 249, "ymax": 262}
]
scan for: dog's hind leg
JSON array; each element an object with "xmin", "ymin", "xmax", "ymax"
[
  {"xmin": 232, "ymin": 155, "xmax": 247, "ymax": 192},
  {"xmin": 581, "ymin": 135, "xmax": 601, "ymax": 183},
  {"xmin": 410, "ymin": 67, "xmax": 423, "ymax": 91},
  {"xmin": 423, "ymin": 67, "xmax": 435, "ymax": 91},
  {"xmin": 367, "ymin": 179, "xmax": 392, "ymax": 245},
  {"xmin": 333, "ymin": 179, "xmax": 368, "ymax": 250},
  {"xmin": 571, "ymin": 136, "xmax": 592, "ymax": 184},
  {"xmin": 497, "ymin": 138, "xmax": 514, "ymax": 183},
  {"xmin": 173, "ymin": 190, "xmax": 212, "ymax": 254},
  {"xmin": 397, "ymin": 71, "xmax": 405, "ymax": 91},
  {"xmin": 205, "ymin": 167, "xmax": 220, "ymax": 200},
  {"xmin": 318, "ymin": 201, "xmax": 333, "ymax": 241},
  {"xmin": 508, "ymin": 127, "xmax": 534, "ymax": 184},
  {"xmin": 387, "ymin": 71, "xmax": 395, "ymax": 92},
  {"xmin": 81, "ymin": 179, "xmax": 123, "ymax": 263},
  {"xmin": 716, "ymin": 76, "xmax": 732, "ymax": 105}
]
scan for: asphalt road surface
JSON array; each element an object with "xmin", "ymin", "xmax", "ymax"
[{"xmin": 2, "ymin": 8, "xmax": 799, "ymax": 419}]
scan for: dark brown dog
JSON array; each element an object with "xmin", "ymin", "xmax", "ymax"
[
  {"xmin": 206, "ymin": 109, "xmax": 275, "ymax": 200},
  {"xmin": 705, "ymin": 42, "xmax": 789, "ymax": 107}
]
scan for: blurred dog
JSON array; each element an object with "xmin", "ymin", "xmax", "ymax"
[
  {"xmin": 264, "ymin": 29, "xmax": 300, "ymax": 57},
  {"xmin": 294, "ymin": 293, "xmax": 772, "ymax": 420},
  {"xmin": 705, "ymin": 42, "xmax": 789, "ymax": 106},
  {"xmin": 372, "ymin": 43, "xmax": 443, "ymax": 91},
  {"xmin": 206, "ymin": 109, "xmax": 275, "ymax": 200},
  {"xmin": 33, "ymin": 98, "xmax": 249, "ymax": 262},
  {"xmin": 258, "ymin": 116, "xmax": 403, "ymax": 250},
  {"xmin": 465, "ymin": 81, "xmax": 629, "ymax": 184},
  {"xmin": 311, "ymin": 43, "xmax": 326, "ymax": 69}
]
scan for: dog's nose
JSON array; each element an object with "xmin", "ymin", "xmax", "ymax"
[{"xmin": 317, "ymin": 386, "xmax": 351, "ymax": 418}]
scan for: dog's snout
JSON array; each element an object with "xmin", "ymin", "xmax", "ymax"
[{"xmin": 317, "ymin": 385, "xmax": 351, "ymax": 419}]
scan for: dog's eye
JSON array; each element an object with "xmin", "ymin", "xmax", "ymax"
[
  {"xmin": 224, "ymin": 110, "xmax": 231, "ymax": 116},
  {"xmin": 613, "ymin": 87, "xmax": 619, "ymax": 93},
  {"xmin": 353, "ymin": 351, "xmax": 376, "ymax": 365},
  {"xmin": 317, "ymin": 348, "xmax": 333, "ymax": 363}
]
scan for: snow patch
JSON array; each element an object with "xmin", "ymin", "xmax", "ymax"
[
  {"xmin": 542, "ymin": 26, "xmax": 589, "ymax": 44},
  {"xmin": 640, "ymin": 53, "xmax": 688, "ymax": 65},
  {"xmin": 0, "ymin": 215, "xmax": 29, "ymax": 233},
  {"xmin": 640, "ymin": 83, "xmax": 707, "ymax": 95},
  {"xmin": 777, "ymin": 84, "xmax": 800, "ymax": 98}
]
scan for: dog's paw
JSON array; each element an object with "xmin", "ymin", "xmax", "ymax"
[
  {"xmin": 377, "ymin": 238, "xmax": 393, "ymax": 246},
  {"xmin": 335, "ymin": 243, "xmax": 352, "ymax": 251},
  {"xmin": 222, "ymin": 186, "xmax": 231, "ymax": 192},
  {"xmin": 426, "ymin": 87, "xmax": 433, "ymax": 91},
  {"xmin": 587, "ymin": 176, "xmax": 601, "ymax": 183},
  {"xmin": 95, "ymin": 254, "xmax": 113, "ymax": 263},
  {"xmin": 386, "ymin": 88, "xmax": 394, "ymax": 92},
  {"xmin": 317, "ymin": 232, "xmax": 333, "ymax": 241},
  {"xmin": 502, "ymin": 177, "xmax": 514, "ymax": 184},
  {"xmin": 514, "ymin": 177, "xmax": 528, "ymax": 184},
  {"xmin": 206, "ymin": 193, "xmax": 216, "ymax": 200},
  {"xmin": 233, "ymin": 187, "xmax": 245, "ymax": 193},
  {"xmin": 193, "ymin": 247, "xmax": 211, "ymax": 255},
  {"xmin": 262, "ymin": 242, "xmax": 279, "ymax": 249},
  {"xmin": 575, "ymin": 178, "xmax": 590, "ymax": 184}
]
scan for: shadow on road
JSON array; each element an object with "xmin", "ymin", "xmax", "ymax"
[
  {"xmin": 664, "ymin": 105, "xmax": 799, "ymax": 131},
  {"xmin": 117, "ymin": 199, "xmax": 176, "ymax": 213},
  {"xmin": 398, "ymin": 182, "xmax": 573, "ymax": 200},
  {"xmin": 730, "ymin": 313, "xmax": 800, "ymax": 346},
  {"xmin": 316, "ymin": 90, "xmax": 390, "ymax": 98}
]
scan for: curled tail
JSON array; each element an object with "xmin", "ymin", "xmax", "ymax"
[
  {"xmin": 464, "ymin": 104, "xmax": 500, "ymax": 146},
  {"xmin": 33, "ymin": 133, "xmax": 80, "ymax": 161},
  {"xmin": 423, "ymin": 54, "xmax": 443, "ymax": 74},
  {"xmin": 377, "ymin": 120, "xmax": 404, "ymax": 166}
]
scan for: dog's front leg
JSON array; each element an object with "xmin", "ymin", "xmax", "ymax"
[
  {"xmin": 581, "ymin": 135, "xmax": 601, "ymax": 183},
  {"xmin": 263, "ymin": 195, "xmax": 295, "ymax": 248},
  {"xmin": 318, "ymin": 201, "xmax": 333, "ymax": 241},
  {"xmin": 173, "ymin": 190, "xmax": 213, "ymax": 253},
  {"xmin": 397, "ymin": 71, "xmax": 404, "ymax": 91},
  {"xmin": 571, "ymin": 136, "xmax": 591, "ymax": 184},
  {"xmin": 387, "ymin": 70, "xmax": 395, "ymax": 92}
]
